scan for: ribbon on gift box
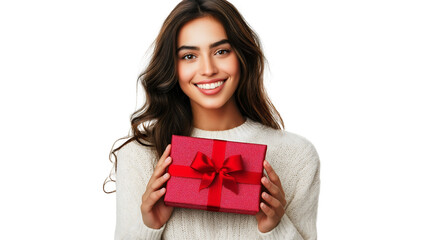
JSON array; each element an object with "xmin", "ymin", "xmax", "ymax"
[{"xmin": 168, "ymin": 139, "xmax": 262, "ymax": 210}]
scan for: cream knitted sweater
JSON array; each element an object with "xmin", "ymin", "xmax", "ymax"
[{"xmin": 114, "ymin": 119, "xmax": 320, "ymax": 240}]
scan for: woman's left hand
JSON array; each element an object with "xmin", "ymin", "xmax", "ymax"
[{"xmin": 255, "ymin": 160, "xmax": 287, "ymax": 233}]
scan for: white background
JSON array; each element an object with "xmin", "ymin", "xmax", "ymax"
[{"xmin": 1, "ymin": 0, "xmax": 428, "ymax": 239}]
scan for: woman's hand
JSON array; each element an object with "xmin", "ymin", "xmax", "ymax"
[
  {"xmin": 140, "ymin": 144, "xmax": 174, "ymax": 229},
  {"xmin": 256, "ymin": 160, "xmax": 287, "ymax": 233}
]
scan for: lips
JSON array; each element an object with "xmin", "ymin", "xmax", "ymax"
[{"xmin": 194, "ymin": 78, "xmax": 227, "ymax": 95}]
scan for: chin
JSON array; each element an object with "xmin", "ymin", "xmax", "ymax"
[
  {"xmin": 193, "ymin": 95, "xmax": 236, "ymax": 111},
  {"xmin": 196, "ymin": 100, "xmax": 228, "ymax": 110}
]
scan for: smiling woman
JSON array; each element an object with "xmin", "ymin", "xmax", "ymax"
[{"xmin": 105, "ymin": 0, "xmax": 320, "ymax": 239}]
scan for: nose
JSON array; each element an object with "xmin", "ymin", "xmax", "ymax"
[{"xmin": 199, "ymin": 55, "xmax": 218, "ymax": 76}]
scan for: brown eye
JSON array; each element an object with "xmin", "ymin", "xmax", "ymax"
[
  {"xmin": 182, "ymin": 54, "xmax": 196, "ymax": 60},
  {"xmin": 215, "ymin": 49, "xmax": 231, "ymax": 55}
]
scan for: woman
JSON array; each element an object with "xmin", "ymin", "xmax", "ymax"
[{"xmin": 105, "ymin": 0, "xmax": 320, "ymax": 239}]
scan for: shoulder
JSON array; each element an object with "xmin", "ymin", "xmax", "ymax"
[
  {"xmin": 278, "ymin": 130, "xmax": 318, "ymax": 158},
  {"xmin": 281, "ymin": 131, "xmax": 320, "ymax": 168},
  {"xmin": 249, "ymin": 121, "xmax": 320, "ymax": 167},
  {"xmin": 250, "ymin": 121, "xmax": 318, "ymax": 154},
  {"xmin": 115, "ymin": 139, "xmax": 157, "ymax": 170},
  {"xmin": 252, "ymin": 126, "xmax": 321, "ymax": 192}
]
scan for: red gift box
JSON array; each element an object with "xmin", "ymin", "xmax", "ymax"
[{"xmin": 164, "ymin": 135, "xmax": 267, "ymax": 215}]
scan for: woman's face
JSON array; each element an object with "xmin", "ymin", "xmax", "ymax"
[{"xmin": 177, "ymin": 16, "xmax": 240, "ymax": 111}]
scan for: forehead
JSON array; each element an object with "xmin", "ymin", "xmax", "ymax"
[{"xmin": 177, "ymin": 16, "xmax": 228, "ymax": 47}]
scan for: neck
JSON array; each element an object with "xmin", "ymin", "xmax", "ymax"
[{"xmin": 191, "ymin": 98, "xmax": 245, "ymax": 131}]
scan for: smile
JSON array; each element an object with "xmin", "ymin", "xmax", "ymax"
[{"xmin": 195, "ymin": 80, "xmax": 225, "ymax": 90}]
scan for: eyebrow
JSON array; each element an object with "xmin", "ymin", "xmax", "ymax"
[{"xmin": 177, "ymin": 39, "xmax": 230, "ymax": 53}]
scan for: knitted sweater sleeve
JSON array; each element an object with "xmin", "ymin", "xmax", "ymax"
[
  {"xmin": 258, "ymin": 139, "xmax": 321, "ymax": 240},
  {"xmin": 114, "ymin": 141, "xmax": 165, "ymax": 240}
]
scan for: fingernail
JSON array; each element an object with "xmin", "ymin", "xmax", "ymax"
[
  {"xmin": 160, "ymin": 188, "xmax": 166, "ymax": 193},
  {"xmin": 264, "ymin": 161, "xmax": 270, "ymax": 167},
  {"xmin": 262, "ymin": 192, "xmax": 267, "ymax": 198},
  {"xmin": 163, "ymin": 173, "xmax": 170, "ymax": 179},
  {"xmin": 262, "ymin": 177, "xmax": 268, "ymax": 184},
  {"xmin": 165, "ymin": 156, "xmax": 171, "ymax": 163}
]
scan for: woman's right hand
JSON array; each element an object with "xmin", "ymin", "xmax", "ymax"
[{"xmin": 141, "ymin": 144, "xmax": 174, "ymax": 229}]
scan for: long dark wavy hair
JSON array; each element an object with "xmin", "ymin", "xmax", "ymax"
[{"xmin": 103, "ymin": 0, "xmax": 284, "ymax": 193}]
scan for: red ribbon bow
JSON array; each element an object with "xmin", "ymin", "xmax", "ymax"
[{"xmin": 191, "ymin": 152, "xmax": 243, "ymax": 194}]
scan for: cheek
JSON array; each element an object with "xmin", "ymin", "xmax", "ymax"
[
  {"xmin": 177, "ymin": 62, "xmax": 195, "ymax": 85},
  {"xmin": 222, "ymin": 55, "xmax": 240, "ymax": 79},
  {"xmin": 217, "ymin": 58, "xmax": 240, "ymax": 97}
]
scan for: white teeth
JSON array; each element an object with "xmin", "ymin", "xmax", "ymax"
[{"xmin": 196, "ymin": 80, "xmax": 225, "ymax": 90}]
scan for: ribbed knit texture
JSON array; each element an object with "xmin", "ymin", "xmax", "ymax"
[{"xmin": 114, "ymin": 119, "xmax": 320, "ymax": 240}]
